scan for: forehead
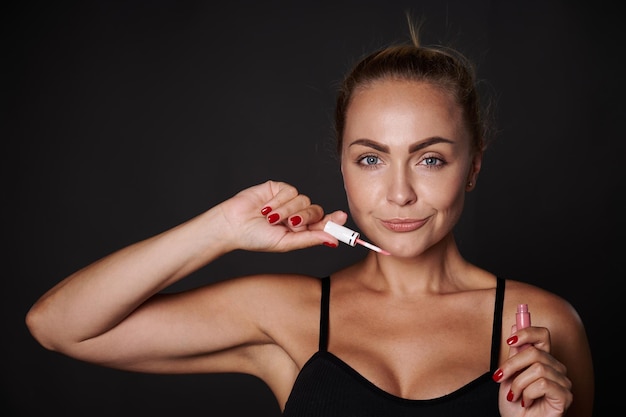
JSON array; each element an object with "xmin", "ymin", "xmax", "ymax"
[{"xmin": 344, "ymin": 79, "xmax": 466, "ymax": 143}]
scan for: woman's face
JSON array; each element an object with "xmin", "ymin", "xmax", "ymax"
[{"xmin": 340, "ymin": 79, "xmax": 481, "ymax": 257}]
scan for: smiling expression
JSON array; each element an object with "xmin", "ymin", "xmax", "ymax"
[{"xmin": 340, "ymin": 79, "xmax": 481, "ymax": 257}]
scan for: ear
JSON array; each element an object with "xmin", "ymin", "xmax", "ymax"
[{"xmin": 466, "ymin": 151, "xmax": 483, "ymax": 191}]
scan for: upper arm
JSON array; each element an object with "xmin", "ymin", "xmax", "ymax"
[{"xmin": 68, "ymin": 274, "xmax": 304, "ymax": 375}]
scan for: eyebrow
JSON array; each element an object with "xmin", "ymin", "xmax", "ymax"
[{"xmin": 348, "ymin": 137, "xmax": 454, "ymax": 153}]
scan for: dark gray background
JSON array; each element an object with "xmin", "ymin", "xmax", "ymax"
[{"xmin": 3, "ymin": 1, "xmax": 621, "ymax": 416}]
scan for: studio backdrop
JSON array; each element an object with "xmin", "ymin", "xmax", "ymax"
[{"xmin": 4, "ymin": 1, "xmax": 621, "ymax": 416}]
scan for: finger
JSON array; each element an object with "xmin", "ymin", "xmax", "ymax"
[
  {"xmin": 270, "ymin": 226, "xmax": 348, "ymax": 252},
  {"xmin": 513, "ymin": 356, "xmax": 570, "ymax": 391},
  {"xmin": 281, "ymin": 210, "xmax": 349, "ymax": 249},
  {"xmin": 519, "ymin": 375, "xmax": 573, "ymax": 413},
  {"xmin": 259, "ymin": 184, "xmax": 302, "ymax": 224},
  {"xmin": 494, "ymin": 339, "xmax": 564, "ymax": 389},
  {"xmin": 507, "ymin": 326, "xmax": 552, "ymax": 354},
  {"xmin": 505, "ymin": 353, "xmax": 571, "ymax": 408},
  {"xmin": 271, "ymin": 195, "xmax": 317, "ymax": 230},
  {"xmin": 325, "ymin": 210, "xmax": 349, "ymax": 227},
  {"xmin": 293, "ymin": 209, "xmax": 349, "ymax": 231},
  {"xmin": 260, "ymin": 181, "xmax": 299, "ymax": 209}
]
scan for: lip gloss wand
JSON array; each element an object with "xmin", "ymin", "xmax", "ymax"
[{"xmin": 323, "ymin": 221, "xmax": 391, "ymax": 256}]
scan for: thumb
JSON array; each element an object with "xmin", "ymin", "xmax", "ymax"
[{"xmin": 326, "ymin": 210, "xmax": 349, "ymax": 226}]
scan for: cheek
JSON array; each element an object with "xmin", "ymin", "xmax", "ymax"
[
  {"xmin": 342, "ymin": 170, "xmax": 377, "ymax": 211},
  {"xmin": 420, "ymin": 175, "xmax": 466, "ymax": 208}
]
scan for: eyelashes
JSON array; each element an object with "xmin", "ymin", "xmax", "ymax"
[
  {"xmin": 355, "ymin": 154, "xmax": 447, "ymax": 169},
  {"xmin": 422, "ymin": 156, "xmax": 445, "ymax": 167},
  {"xmin": 357, "ymin": 154, "xmax": 381, "ymax": 167}
]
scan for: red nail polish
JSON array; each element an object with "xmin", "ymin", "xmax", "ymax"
[
  {"xmin": 521, "ymin": 399, "xmax": 525, "ymax": 407},
  {"xmin": 492, "ymin": 369, "xmax": 503, "ymax": 382},
  {"xmin": 507, "ymin": 335, "xmax": 518, "ymax": 345},
  {"xmin": 268, "ymin": 213, "xmax": 280, "ymax": 224},
  {"xmin": 323, "ymin": 242, "xmax": 337, "ymax": 248},
  {"xmin": 507, "ymin": 389, "xmax": 514, "ymax": 402},
  {"xmin": 261, "ymin": 206, "xmax": 272, "ymax": 216},
  {"xmin": 290, "ymin": 216, "xmax": 302, "ymax": 226}
]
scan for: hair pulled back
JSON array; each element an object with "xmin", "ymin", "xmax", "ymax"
[{"xmin": 334, "ymin": 20, "xmax": 490, "ymax": 155}]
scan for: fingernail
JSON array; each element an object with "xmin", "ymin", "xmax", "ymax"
[
  {"xmin": 323, "ymin": 242, "xmax": 337, "ymax": 248},
  {"xmin": 521, "ymin": 399, "xmax": 525, "ymax": 407},
  {"xmin": 507, "ymin": 335, "xmax": 518, "ymax": 345},
  {"xmin": 261, "ymin": 206, "xmax": 272, "ymax": 215},
  {"xmin": 268, "ymin": 213, "xmax": 280, "ymax": 224},
  {"xmin": 492, "ymin": 369, "xmax": 503, "ymax": 382},
  {"xmin": 290, "ymin": 216, "xmax": 302, "ymax": 226},
  {"xmin": 507, "ymin": 389, "xmax": 514, "ymax": 402}
]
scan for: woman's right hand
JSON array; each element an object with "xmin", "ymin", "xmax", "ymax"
[
  {"xmin": 216, "ymin": 180, "xmax": 348, "ymax": 253},
  {"xmin": 25, "ymin": 179, "xmax": 346, "ymax": 357}
]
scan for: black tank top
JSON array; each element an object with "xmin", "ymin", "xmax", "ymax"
[{"xmin": 282, "ymin": 276, "xmax": 505, "ymax": 417}]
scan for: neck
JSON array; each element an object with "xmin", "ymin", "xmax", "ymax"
[{"xmin": 355, "ymin": 233, "xmax": 474, "ymax": 296}]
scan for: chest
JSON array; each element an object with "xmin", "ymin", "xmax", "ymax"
[{"xmin": 326, "ymin": 295, "xmax": 497, "ymax": 399}]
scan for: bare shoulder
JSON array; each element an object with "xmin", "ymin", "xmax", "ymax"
[
  {"xmin": 502, "ymin": 279, "xmax": 584, "ymax": 331},
  {"xmin": 503, "ymin": 279, "xmax": 594, "ymax": 416},
  {"xmin": 501, "ymin": 279, "xmax": 591, "ymax": 370}
]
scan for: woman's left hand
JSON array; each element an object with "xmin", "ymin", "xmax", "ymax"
[{"xmin": 493, "ymin": 325, "xmax": 573, "ymax": 417}]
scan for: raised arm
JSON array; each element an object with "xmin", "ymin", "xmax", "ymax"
[{"xmin": 25, "ymin": 180, "xmax": 347, "ymax": 373}]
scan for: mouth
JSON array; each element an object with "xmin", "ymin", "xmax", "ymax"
[{"xmin": 379, "ymin": 218, "xmax": 428, "ymax": 232}]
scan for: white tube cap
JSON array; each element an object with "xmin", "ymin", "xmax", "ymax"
[{"xmin": 324, "ymin": 221, "xmax": 359, "ymax": 246}]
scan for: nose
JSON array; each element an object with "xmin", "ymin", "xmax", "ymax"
[{"xmin": 386, "ymin": 166, "xmax": 417, "ymax": 206}]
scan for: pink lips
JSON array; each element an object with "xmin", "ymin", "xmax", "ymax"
[{"xmin": 380, "ymin": 219, "xmax": 428, "ymax": 232}]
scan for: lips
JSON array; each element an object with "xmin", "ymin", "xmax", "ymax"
[{"xmin": 380, "ymin": 219, "xmax": 428, "ymax": 232}]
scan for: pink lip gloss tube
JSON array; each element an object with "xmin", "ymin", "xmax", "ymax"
[{"xmin": 515, "ymin": 303, "xmax": 531, "ymax": 350}]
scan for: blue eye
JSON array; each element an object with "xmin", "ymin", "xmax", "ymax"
[
  {"xmin": 359, "ymin": 155, "xmax": 380, "ymax": 166},
  {"xmin": 422, "ymin": 157, "xmax": 443, "ymax": 167}
]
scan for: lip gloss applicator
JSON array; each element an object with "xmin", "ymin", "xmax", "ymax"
[{"xmin": 324, "ymin": 221, "xmax": 391, "ymax": 255}]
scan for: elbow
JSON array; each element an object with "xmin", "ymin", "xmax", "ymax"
[{"xmin": 25, "ymin": 303, "xmax": 59, "ymax": 352}]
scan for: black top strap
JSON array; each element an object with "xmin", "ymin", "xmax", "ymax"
[
  {"xmin": 319, "ymin": 276, "xmax": 330, "ymax": 351},
  {"xmin": 490, "ymin": 277, "xmax": 506, "ymax": 371},
  {"xmin": 319, "ymin": 275, "xmax": 506, "ymax": 369}
]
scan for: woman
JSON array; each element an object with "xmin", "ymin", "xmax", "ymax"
[{"xmin": 26, "ymin": 20, "xmax": 594, "ymax": 417}]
